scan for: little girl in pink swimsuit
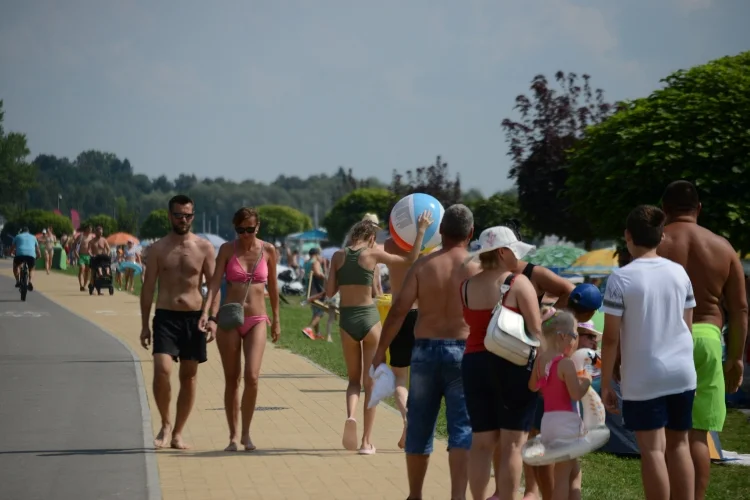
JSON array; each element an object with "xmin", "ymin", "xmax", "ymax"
[{"xmin": 528, "ymin": 307, "xmax": 592, "ymax": 500}]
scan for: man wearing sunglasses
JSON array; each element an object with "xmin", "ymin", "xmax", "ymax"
[{"xmin": 139, "ymin": 194, "xmax": 221, "ymax": 450}]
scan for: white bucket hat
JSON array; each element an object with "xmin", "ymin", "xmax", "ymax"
[{"xmin": 465, "ymin": 226, "xmax": 536, "ymax": 263}]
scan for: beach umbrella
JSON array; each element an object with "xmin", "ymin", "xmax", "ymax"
[
  {"xmin": 526, "ymin": 245, "xmax": 586, "ymax": 270},
  {"xmin": 566, "ymin": 248, "xmax": 618, "ymax": 275},
  {"xmin": 107, "ymin": 232, "xmax": 139, "ymax": 246}
]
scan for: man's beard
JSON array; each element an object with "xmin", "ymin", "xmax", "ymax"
[{"xmin": 172, "ymin": 223, "xmax": 191, "ymax": 235}]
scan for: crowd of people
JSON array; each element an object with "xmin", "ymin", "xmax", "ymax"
[{"xmin": 12, "ymin": 180, "xmax": 746, "ymax": 500}]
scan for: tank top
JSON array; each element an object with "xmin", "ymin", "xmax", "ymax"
[
  {"xmin": 537, "ymin": 355, "xmax": 577, "ymax": 413},
  {"xmin": 522, "ymin": 263, "xmax": 544, "ymax": 306},
  {"xmin": 304, "ymin": 258, "xmax": 325, "ymax": 294},
  {"xmin": 462, "ymin": 274, "xmax": 521, "ymax": 354},
  {"xmin": 336, "ymin": 247, "xmax": 374, "ymax": 287}
]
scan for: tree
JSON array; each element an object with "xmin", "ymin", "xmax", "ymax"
[
  {"xmin": 501, "ymin": 72, "xmax": 618, "ymax": 246},
  {"xmin": 140, "ymin": 209, "xmax": 171, "ymax": 239},
  {"xmin": 80, "ymin": 214, "xmax": 118, "ymax": 235},
  {"xmin": 468, "ymin": 192, "xmax": 525, "ymax": 237},
  {"xmin": 0, "ymin": 100, "xmax": 38, "ymax": 218},
  {"xmin": 391, "ymin": 156, "xmax": 462, "ymax": 208},
  {"xmin": 114, "ymin": 196, "xmax": 138, "ymax": 234},
  {"xmin": 323, "ymin": 188, "xmax": 394, "ymax": 243},
  {"xmin": 1, "ymin": 210, "xmax": 74, "ymax": 241},
  {"xmin": 567, "ymin": 51, "xmax": 750, "ymax": 252},
  {"xmin": 256, "ymin": 205, "xmax": 313, "ymax": 241}
]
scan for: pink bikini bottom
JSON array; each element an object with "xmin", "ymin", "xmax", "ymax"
[{"xmin": 238, "ymin": 315, "xmax": 270, "ymax": 337}]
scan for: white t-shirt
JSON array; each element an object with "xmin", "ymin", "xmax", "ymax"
[{"xmin": 602, "ymin": 257, "xmax": 697, "ymax": 401}]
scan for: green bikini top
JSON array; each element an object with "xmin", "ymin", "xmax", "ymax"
[{"xmin": 336, "ymin": 247, "xmax": 375, "ymax": 287}]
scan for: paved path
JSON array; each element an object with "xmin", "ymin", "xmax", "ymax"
[
  {"xmin": 1, "ymin": 268, "xmax": 466, "ymax": 499},
  {"xmin": 0, "ymin": 268, "xmax": 156, "ymax": 500}
]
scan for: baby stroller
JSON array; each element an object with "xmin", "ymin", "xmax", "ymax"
[{"xmin": 89, "ymin": 254, "xmax": 115, "ymax": 296}]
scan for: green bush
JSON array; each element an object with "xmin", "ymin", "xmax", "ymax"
[
  {"xmin": 1, "ymin": 209, "xmax": 74, "ymax": 241},
  {"xmin": 79, "ymin": 214, "xmax": 118, "ymax": 235}
]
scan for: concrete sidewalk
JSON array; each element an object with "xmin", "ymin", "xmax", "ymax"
[{"xmin": 13, "ymin": 269, "xmax": 458, "ymax": 499}]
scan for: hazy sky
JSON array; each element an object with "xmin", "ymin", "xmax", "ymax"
[{"xmin": 1, "ymin": 0, "xmax": 747, "ymax": 195}]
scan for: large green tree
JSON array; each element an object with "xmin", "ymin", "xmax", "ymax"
[
  {"xmin": 501, "ymin": 72, "xmax": 617, "ymax": 246},
  {"xmin": 468, "ymin": 191, "xmax": 525, "ymax": 237},
  {"xmin": 80, "ymin": 214, "xmax": 118, "ymax": 235},
  {"xmin": 0, "ymin": 100, "xmax": 38, "ymax": 218},
  {"xmin": 391, "ymin": 156, "xmax": 462, "ymax": 209},
  {"xmin": 323, "ymin": 188, "xmax": 394, "ymax": 243},
  {"xmin": 567, "ymin": 51, "xmax": 750, "ymax": 252},
  {"xmin": 1, "ymin": 209, "xmax": 73, "ymax": 240},
  {"xmin": 140, "ymin": 209, "xmax": 171, "ymax": 239},
  {"xmin": 256, "ymin": 205, "xmax": 313, "ymax": 241}
]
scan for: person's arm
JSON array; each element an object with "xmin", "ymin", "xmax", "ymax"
[
  {"xmin": 523, "ymin": 263, "xmax": 575, "ymax": 308},
  {"xmin": 722, "ymin": 253, "xmax": 748, "ymax": 393},
  {"xmin": 374, "ymin": 263, "xmax": 420, "ymax": 367},
  {"xmin": 528, "ymin": 358, "xmax": 541, "ymax": 392},
  {"xmin": 312, "ymin": 259, "xmax": 325, "ymax": 279},
  {"xmin": 374, "ymin": 212, "xmax": 431, "ymax": 267},
  {"xmin": 265, "ymin": 243, "xmax": 280, "ymax": 328},
  {"xmin": 514, "ymin": 275, "xmax": 543, "ymax": 339},
  {"xmin": 559, "ymin": 357, "xmax": 591, "ymax": 401},
  {"xmin": 104, "ymin": 240, "xmax": 111, "ymax": 256},
  {"xmin": 139, "ymin": 245, "xmax": 159, "ymax": 348},
  {"xmin": 372, "ymin": 265, "xmax": 383, "ymax": 297},
  {"xmin": 35, "ymin": 240, "xmax": 41, "ymax": 259},
  {"xmin": 202, "ymin": 244, "xmax": 229, "ymax": 317},
  {"xmin": 325, "ymin": 252, "xmax": 342, "ymax": 299},
  {"xmin": 600, "ymin": 273, "xmax": 624, "ymax": 412}
]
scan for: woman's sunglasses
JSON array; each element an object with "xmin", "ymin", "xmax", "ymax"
[{"xmin": 235, "ymin": 226, "xmax": 257, "ymax": 234}]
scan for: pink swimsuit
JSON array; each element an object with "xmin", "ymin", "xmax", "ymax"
[
  {"xmin": 226, "ymin": 242, "xmax": 270, "ymax": 336},
  {"xmin": 537, "ymin": 355, "xmax": 584, "ymax": 445}
]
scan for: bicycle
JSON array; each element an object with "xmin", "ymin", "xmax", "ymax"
[{"xmin": 18, "ymin": 260, "xmax": 30, "ymax": 302}]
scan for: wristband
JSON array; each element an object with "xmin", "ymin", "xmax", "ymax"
[{"xmin": 208, "ymin": 316, "xmax": 217, "ymax": 324}]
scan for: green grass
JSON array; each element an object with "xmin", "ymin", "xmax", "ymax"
[{"xmin": 51, "ymin": 266, "xmax": 750, "ymax": 499}]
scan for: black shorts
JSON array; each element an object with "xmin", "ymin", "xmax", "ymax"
[
  {"xmin": 152, "ymin": 309, "xmax": 207, "ymax": 363},
  {"xmin": 390, "ymin": 309, "xmax": 417, "ymax": 368},
  {"xmin": 13, "ymin": 255, "xmax": 36, "ymax": 269},
  {"xmin": 462, "ymin": 350, "xmax": 538, "ymax": 432}
]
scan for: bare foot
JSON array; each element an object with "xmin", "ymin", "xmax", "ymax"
[
  {"xmin": 170, "ymin": 435, "xmax": 190, "ymax": 450},
  {"xmin": 154, "ymin": 424, "xmax": 172, "ymax": 448},
  {"xmin": 241, "ymin": 436, "xmax": 257, "ymax": 451},
  {"xmin": 224, "ymin": 441, "xmax": 239, "ymax": 452},
  {"xmin": 398, "ymin": 422, "xmax": 406, "ymax": 449}
]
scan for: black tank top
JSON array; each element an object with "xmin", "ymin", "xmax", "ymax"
[{"xmin": 522, "ymin": 263, "xmax": 545, "ymax": 306}]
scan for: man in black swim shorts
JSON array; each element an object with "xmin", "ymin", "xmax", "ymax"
[{"xmin": 139, "ymin": 195, "xmax": 220, "ymax": 450}]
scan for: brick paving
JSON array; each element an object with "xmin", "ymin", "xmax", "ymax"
[{"xmin": 15, "ymin": 270, "xmax": 483, "ymax": 499}]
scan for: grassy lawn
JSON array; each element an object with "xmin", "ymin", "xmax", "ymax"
[{"xmin": 52, "ymin": 265, "xmax": 750, "ymax": 499}]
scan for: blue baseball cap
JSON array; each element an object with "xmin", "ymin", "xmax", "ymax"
[{"xmin": 569, "ymin": 283, "xmax": 603, "ymax": 311}]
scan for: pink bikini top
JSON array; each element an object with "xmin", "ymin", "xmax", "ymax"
[
  {"xmin": 225, "ymin": 242, "xmax": 268, "ymax": 284},
  {"xmin": 537, "ymin": 355, "xmax": 577, "ymax": 413}
]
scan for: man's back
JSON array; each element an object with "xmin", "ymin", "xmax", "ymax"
[
  {"xmin": 13, "ymin": 233, "xmax": 37, "ymax": 257},
  {"xmin": 414, "ymin": 247, "xmax": 479, "ymax": 340},
  {"xmin": 658, "ymin": 222, "xmax": 736, "ymax": 328}
]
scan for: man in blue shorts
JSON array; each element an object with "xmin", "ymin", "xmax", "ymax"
[
  {"xmin": 11, "ymin": 227, "xmax": 41, "ymax": 291},
  {"xmin": 374, "ymin": 204, "xmax": 479, "ymax": 500}
]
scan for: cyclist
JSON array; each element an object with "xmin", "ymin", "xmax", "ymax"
[{"xmin": 11, "ymin": 227, "xmax": 41, "ymax": 291}]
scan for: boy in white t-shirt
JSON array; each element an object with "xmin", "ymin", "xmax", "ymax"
[{"xmin": 601, "ymin": 205, "xmax": 697, "ymax": 500}]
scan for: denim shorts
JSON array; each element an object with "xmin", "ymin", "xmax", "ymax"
[{"xmin": 406, "ymin": 339, "xmax": 473, "ymax": 454}]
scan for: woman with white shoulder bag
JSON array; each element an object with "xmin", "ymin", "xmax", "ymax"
[{"xmin": 459, "ymin": 226, "xmax": 543, "ymax": 500}]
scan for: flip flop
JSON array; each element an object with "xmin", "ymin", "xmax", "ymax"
[
  {"xmin": 358, "ymin": 444, "xmax": 376, "ymax": 455},
  {"xmin": 342, "ymin": 418, "xmax": 358, "ymax": 451}
]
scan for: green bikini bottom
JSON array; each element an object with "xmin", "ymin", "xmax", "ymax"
[{"xmin": 339, "ymin": 304, "xmax": 380, "ymax": 342}]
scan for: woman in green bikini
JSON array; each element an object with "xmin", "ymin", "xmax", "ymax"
[{"xmin": 327, "ymin": 211, "xmax": 432, "ymax": 455}]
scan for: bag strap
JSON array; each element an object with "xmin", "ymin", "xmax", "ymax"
[
  {"xmin": 241, "ymin": 245, "xmax": 264, "ymax": 302},
  {"xmin": 500, "ymin": 273, "xmax": 516, "ymax": 307}
]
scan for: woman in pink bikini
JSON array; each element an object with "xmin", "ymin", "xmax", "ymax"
[{"xmin": 202, "ymin": 207, "xmax": 281, "ymax": 451}]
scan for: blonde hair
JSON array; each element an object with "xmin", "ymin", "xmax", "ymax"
[
  {"xmin": 540, "ymin": 306, "xmax": 577, "ymax": 341},
  {"xmin": 349, "ymin": 220, "xmax": 379, "ymax": 245}
]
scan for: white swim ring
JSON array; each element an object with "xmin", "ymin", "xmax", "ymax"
[{"xmin": 521, "ymin": 348, "xmax": 611, "ymax": 466}]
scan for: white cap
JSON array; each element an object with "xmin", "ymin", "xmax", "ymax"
[
  {"xmin": 465, "ymin": 226, "xmax": 535, "ymax": 263},
  {"xmin": 42, "ymin": 229, "xmax": 47, "ymax": 234}
]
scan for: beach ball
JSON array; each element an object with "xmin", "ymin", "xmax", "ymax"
[{"xmin": 389, "ymin": 193, "xmax": 444, "ymax": 252}]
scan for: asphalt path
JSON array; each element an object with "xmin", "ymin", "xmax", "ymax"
[{"xmin": 0, "ymin": 264, "xmax": 158, "ymax": 500}]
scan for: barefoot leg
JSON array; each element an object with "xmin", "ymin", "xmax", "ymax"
[
  {"xmin": 152, "ymin": 354, "xmax": 174, "ymax": 448},
  {"xmin": 240, "ymin": 324, "xmax": 266, "ymax": 451},
  {"xmin": 170, "ymin": 361, "xmax": 199, "ymax": 450}
]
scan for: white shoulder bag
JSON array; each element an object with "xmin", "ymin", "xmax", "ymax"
[{"xmin": 484, "ymin": 274, "xmax": 540, "ymax": 367}]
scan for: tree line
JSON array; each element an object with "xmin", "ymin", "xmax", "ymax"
[{"xmin": 2, "ymin": 51, "xmax": 748, "ymax": 251}]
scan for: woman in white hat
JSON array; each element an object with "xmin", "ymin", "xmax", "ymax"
[{"xmin": 459, "ymin": 226, "xmax": 542, "ymax": 500}]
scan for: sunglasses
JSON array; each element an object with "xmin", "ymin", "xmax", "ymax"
[
  {"xmin": 172, "ymin": 212, "xmax": 195, "ymax": 220},
  {"xmin": 235, "ymin": 226, "xmax": 257, "ymax": 234}
]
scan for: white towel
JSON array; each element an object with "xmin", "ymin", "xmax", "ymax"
[{"xmin": 367, "ymin": 363, "xmax": 396, "ymax": 409}]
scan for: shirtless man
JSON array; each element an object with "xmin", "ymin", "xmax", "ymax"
[
  {"xmin": 74, "ymin": 225, "xmax": 94, "ymax": 291},
  {"xmin": 374, "ymin": 204, "xmax": 479, "ymax": 500},
  {"xmin": 657, "ymin": 180, "xmax": 748, "ymax": 500},
  {"xmin": 87, "ymin": 225, "xmax": 112, "ymax": 285},
  {"xmin": 139, "ymin": 194, "xmax": 220, "ymax": 450},
  {"xmin": 383, "ymin": 237, "xmax": 419, "ymax": 449}
]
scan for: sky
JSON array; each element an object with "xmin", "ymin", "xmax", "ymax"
[{"xmin": 1, "ymin": 0, "xmax": 748, "ymax": 195}]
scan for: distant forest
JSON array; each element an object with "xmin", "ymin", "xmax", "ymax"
[{"xmin": 26, "ymin": 150, "xmax": 487, "ymax": 238}]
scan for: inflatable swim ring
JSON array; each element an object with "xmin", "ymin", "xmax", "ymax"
[
  {"xmin": 118, "ymin": 261, "xmax": 143, "ymax": 276},
  {"xmin": 521, "ymin": 348, "xmax": 610, "ymax": 466}
]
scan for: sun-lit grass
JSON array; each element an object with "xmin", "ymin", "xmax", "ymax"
[{"xmin": 51, "ymin": 264, "xmax": 750, "ymax": 498}]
